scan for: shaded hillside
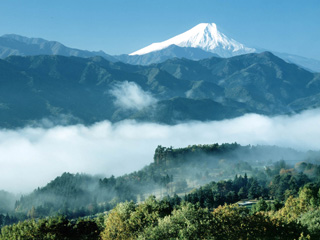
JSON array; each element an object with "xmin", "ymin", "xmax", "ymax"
[
  {"xmin": 0, "ymin": 52, "xmax": 319, "ymax": 127},
  {"xmin": 157, "ymin": 52, "xmax": 319, "ymax": 113}
]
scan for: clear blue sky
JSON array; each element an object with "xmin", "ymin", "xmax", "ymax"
[{"xmin": 0, "ymin": 0, "xmax": 319, "ymax": 60}]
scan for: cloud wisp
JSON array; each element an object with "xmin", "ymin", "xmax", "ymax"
[
  {"xmin": 109, "ymin": 81, "xmax": 157, "ymax": 110},
  {"xmin": 1, "ymin": 108, "xmax": 320, "ymax": 193}
]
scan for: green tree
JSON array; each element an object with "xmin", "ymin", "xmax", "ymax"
[
  {"xmin": 101, "ymin": 201, "xmax": 136, "ymax": 240},
  {"xmin": 140, "ymin": 202, "xmax": 213, "ymax": 240},
  {"xmin": 251, "ymin": 198, "xmax": 268, "ymax": 213}
]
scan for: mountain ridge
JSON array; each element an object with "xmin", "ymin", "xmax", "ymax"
[
  {"xmin": 0, "ymin": 52, "xmax": 319, "ymax": 128},
  {"xmin": 0, "ymin": 34, "xmax": 117, "ymax": 61},
  {"xmin": 1, "ymin": 33, "xmax": 320, "ymax": 72}
]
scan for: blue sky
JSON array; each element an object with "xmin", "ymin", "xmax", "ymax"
[{"xmin": 0, "ymin": 0, "xmax": 319, "ymax": 60}]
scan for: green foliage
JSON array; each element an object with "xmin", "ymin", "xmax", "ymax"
[
  {"xmin": 251, "ymin": 198, "xmax": 269, "ymax": 213},
  {"xmin": 139, "ymin": 202, "xmax": 213, "ymax": 240},
  {"xmin": 0, "ymin": 216, "xmax": 100, "ymax": 240},
  {"xmin": 269, "ymin": 172, "xmax": 310, "ymax": 200},
  {"xmin": 14, "ymin": 173, "xmax": 107, "ymax": 219},
  {"xmin": 101, "ymin": 196, "xmax": 174, "ymax": 240},
  {"xmin": 185, "ymin": 174, "xmax": 267, "ymax": 209},
  {"xmin": 295, "ymin": 162, "xmax": 320, "ymax": 180},
  {"xmin": 211, "ymin": 204, "xmax": 303, "ymax": 240},
  {"xmin": 101, "ymin": 200, "xmax": 305, "ymax": 240},
  {"xmin": 299, "ymin": 209, "xmax": 320, "ymax": 238},
  {"xmin": 4, "ymin": 181, "xmax": 320, "ymax": 239},
  {"xmin": 101, "ymin": 201, "xmax": 136, "ymax": 240},
  {"xmin": 10, "ymin": 143, "xmax": 312, "ymax": 222},
  {"xmin": 4, "ymin": 143, "xmax": 320, "ymax": 238},
  {"xmin": 154, "ymin": 143, "xmax": 241, "ymax": 166}
]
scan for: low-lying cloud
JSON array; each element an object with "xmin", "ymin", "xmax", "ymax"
[
  {"xmin": 109, "ymin": 81, "xmax": 157, "ymax": 110},
  {"xmin": 1, "ymin": 108, "xmax": 320, "ymax": 193}
]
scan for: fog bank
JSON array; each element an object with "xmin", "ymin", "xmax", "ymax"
[{"xmin": 1, "ymin": 108, "xmax": 320, "ymax": 193}]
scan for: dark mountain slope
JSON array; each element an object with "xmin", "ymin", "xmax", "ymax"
[
  {"xmin": 131, "ymin": 97, "xmax": 246, "ymax": 124},
  {"xmin": 0, "ymin": 52, "xmax": 319, "ymax": 127},
  {"xmin": 157, "ymin": 52, "xmax": 319, "ymax": 113}
]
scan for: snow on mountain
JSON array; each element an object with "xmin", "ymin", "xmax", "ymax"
[{"xmin": 130, "ymin": 23, "xmax": 256, "ymax": 58}]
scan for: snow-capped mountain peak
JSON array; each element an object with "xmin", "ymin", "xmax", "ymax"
[{"xmin": 130, "ymin": 23, "xmax": 256, "ymax": 58}]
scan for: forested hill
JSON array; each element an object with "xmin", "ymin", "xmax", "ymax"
[
  {"xmin": 153, "ymin": 143, "xmax": 307, "ymax": 167},
  {"xmin": 0, "ymin": 52, "xmax": 319, "ymax": 127},
  {"xmin": 2, "ymin": 143, "xmax": 318, "ymax": 222},
  {"xmin": 2, "ymin": 143, "xmax": 320, "ymax": 238}
]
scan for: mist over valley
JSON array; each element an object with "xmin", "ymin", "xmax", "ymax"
[{"xmin": 1, "ymin": 108, "xmax": 320, "ymax": 193}]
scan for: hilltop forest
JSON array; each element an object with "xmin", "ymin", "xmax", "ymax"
[{"xmin": 1, "ymin": 143, "xmax": 320, "ymax": 239}]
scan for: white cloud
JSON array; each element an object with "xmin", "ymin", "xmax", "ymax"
[
  {"xmin": 109, "ymin": 81, "xmax": 157, "ymax": 110},
  {"xmin": 1, "ymin": 108, "xmax": 320, "ymax": 193}
]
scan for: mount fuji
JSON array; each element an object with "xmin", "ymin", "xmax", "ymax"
[
  {"xmin": 0, "ymin": 24, "xmax": 320, "ymax": 71},
  {"xmin": 128, "ymin": 23, "xmax": 320, "ymax": 72},
  {"xmin": 130, "ymin": 23, "xmax": 256, "ymax": 58}
]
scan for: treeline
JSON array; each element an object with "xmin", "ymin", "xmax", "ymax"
[
  {"xmin": 11, "ymin": 143, "xmax": 251, "ymax": 220},
  {"xmin": 153, "ymin": 143, "xmax": 305, "ymax": 167},
  {"xmin": 4, "ymin": 166, "xmax": 320, "ymax": 238},
  {"xmin": 153, "ymin": 143, "xmax": 241, "ymax": 165},
  {"xmin": 185, "ymin": 170, "xmax": 311, "ymax": 209},
  {"xmin": 3, "ymin": 181, "xmax": 320, "ymax": 239},
  {"xmin": 7, "ymin": 143, "xmax": 320, "ymax": 225},
  {"xmin": 13, "ymin": 168, "xmax": 176, "ymax": 221},
  {"xmin": 3, "ymin": 154, "xmax": 320, "ymax": 238},
  {"xmin": 2, "ymin": 142, "xmax": 320, "ymax": 238},
  {"xmin": 101, "ymin": 196, "xmax": 306, "ymax": 240},
  {"xmin": 0, "ymin": 190, "xmax": 16, "ymax": 213},
  {"xmin": 0, "ymin": 214, "xmax": 17, "ymax": 228},
  {"xmin": 0, "ymin": 216, "xmax": 101, "ymax": 240},
  {"xmin": 14, "ymin": 173, "xmax": 107, "ymax": 220}
]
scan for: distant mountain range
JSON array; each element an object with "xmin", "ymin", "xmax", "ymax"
[
  {"xmin": 129, "ymin": 23, "xmax": 320, "ymax": 72},
  {"xmin": 0, "ymin": 52, "xmax": 319, "ymax": 128},
  {"xmin": 0, "ymin": 24, "xmax": 319, "ymax": 128},
  {"xmin": 0, "ymin": 34, "xmax": 117, "ymax": 61},
  {"xmin": 1, "ymin": 23, "xmax": 320, "ymax": 72}
]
